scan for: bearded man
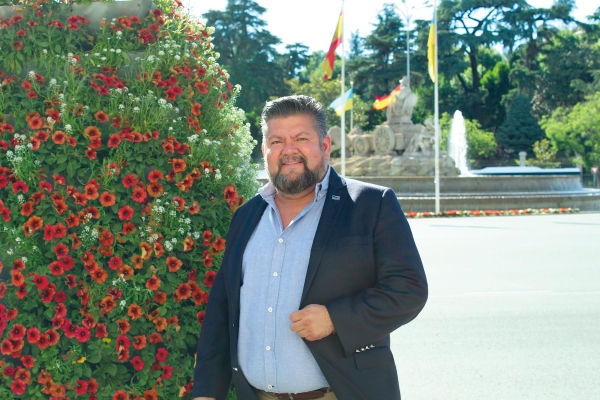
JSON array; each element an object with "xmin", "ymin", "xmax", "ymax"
[{"xmin": 192, "ymin": 95, "xmax": 427, "ymax": 400}]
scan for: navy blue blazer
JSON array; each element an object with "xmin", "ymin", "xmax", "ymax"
[{"xmin": 192, "ymin": 168, "xmax": 428, "ymax": 400}]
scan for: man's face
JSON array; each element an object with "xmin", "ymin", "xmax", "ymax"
[{"xmin": 262, "ymin": 114, "xmax": 331, "ymax": 195}]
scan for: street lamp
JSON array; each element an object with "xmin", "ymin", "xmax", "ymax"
[{"xmin": 398, "ymin": 0, "xmax": 430, "ymax": 89}]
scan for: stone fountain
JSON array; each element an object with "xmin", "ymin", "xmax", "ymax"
[{"xmin": 327, "ymin": 77, "xmax": 600, "ymax": 212}]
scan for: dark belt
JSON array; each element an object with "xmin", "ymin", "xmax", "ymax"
[{"xmin": 259, "ymin": 387, "xmax": 332, "ymax": 400}]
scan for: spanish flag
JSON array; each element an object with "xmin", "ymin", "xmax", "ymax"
[
  {"xmin": 323, "ymin": 11, "xmax": 343, "ymax": 80},
  {"xmin": 427, "ymin": 17, "xmax": 436, "ymax": 82},
  {"xmin": 372, "ymin": 85, "xmax": 401, "ymax": 110}
]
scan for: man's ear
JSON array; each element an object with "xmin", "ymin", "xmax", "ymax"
[
  {"xmin": 261, "ymin": 142, "xmax": 266, "ymax": 157},
  {"xmin": 322, "ymin": 135, "xmax": 332, "ymax": 160}
]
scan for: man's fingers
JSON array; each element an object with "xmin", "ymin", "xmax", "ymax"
[{"xmin": 289, "ymin": 310, "xmax": 303, "ymax": 322}]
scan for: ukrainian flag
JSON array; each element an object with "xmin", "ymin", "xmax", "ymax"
[{"xmin": 329, "ymin": 88, "xmax": 353, "ymax": 116}]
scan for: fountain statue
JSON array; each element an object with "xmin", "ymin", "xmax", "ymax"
[{"xmin": 328, "ymin": 76, "xmax": 460, "ymax": 177}]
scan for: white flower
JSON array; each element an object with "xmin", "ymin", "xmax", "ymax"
[
  {"xmin": 133, "ymin": 107, "xmax": 140, "ymax": 113},
  {"xmin": 101, "ymin": 57, "xmax": 107, "ymax": 61},
  {"xmin": 118, "ymin": 104, "xmax": 125, "ymax": 110},
  {"xmin": 17, "ymin": 194, "xmax": 24, "ymax": 204},
  {"xmin": 120, "ymin": 300, "xmax": 126, "ymax": 307},
  {"xmin": 184, "ymin": 218, "xmax": 191, "ymax": 224},
  {"xmin": 116, "ymin": 49, "xmax": 122, "ymax": 54},
  {"xmin": 174, "ymin": 55, "xmax": 181, "ymax": 60},
  {"xmin": 110, "ymin": 48, "xmax": 115, "ymax": 52},
  {"xmin": 65, "ymin": 124, "xmax": 72, "ymax": 132},
  {"xmin": 43, "ymin": 49, "xmax": 48, "ymax": 54},
  {"xmin": 193, "ymin": 232, "xmax": 200, "ymax": 239},
  {"xmin": 158, "ymin": 51, "xmax": 165, "ymax": 56},
  {"xmin": 169, "ymin": 210, "xmax": 176, "ymax": 217},
  {"xmin": 171, "ymin": 238, "xmax": 177, "ymax": 244},
  {"xmin": 15, "ymin": 237, "xmax": 22, "ymax": 243},
  {"xmin": 116, "ymin": 31, "xmax": 122, "ymax": 36}
]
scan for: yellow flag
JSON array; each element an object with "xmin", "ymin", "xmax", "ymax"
[{"xmin": 427, "ymin": 22, "xmax": 436, "ymax": 82}]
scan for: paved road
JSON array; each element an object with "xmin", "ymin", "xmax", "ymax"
[{"xmin": 391, "ymin": 213, "xmax": 600, "ymax": 400}]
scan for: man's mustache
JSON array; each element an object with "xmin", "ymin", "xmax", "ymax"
[{"xmin": 278, "ymin": 155, "xmax": 307, "ymax": 168}]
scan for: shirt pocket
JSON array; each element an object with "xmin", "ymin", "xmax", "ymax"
[{"xmin": 332, "ymin": 235, "xmax": 370, "ymax": 247}]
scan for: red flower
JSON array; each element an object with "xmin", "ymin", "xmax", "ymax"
[
  {"xmin": 12, "ymin": 181, "xmax": 29, "ymax": 194},
  {"xmin": 26, "ymin": 328, "xmax": 40, "ymax": 344},
  {"xmin": 10, "ymin": 324, "xmax": 26, "ymax": 340},
  {"xmin": 147, "ymin": 170, "xmax": 164, "ymax": 182},
  {"xmin": 166, "ymin": 256, "xmax": 182, "ymax": 272},
  {"xmin": 204, "ymin": 270, "xmax": 216, "ymax": 287},
  {"xmin": 131, "ymin": 187, "xmax": 147, "ymax": 204},
  {"xmin": 145, "ymin": 274, "xmax": 161, "ymax": 291},
  {"xmin": 174, "ymin": 283, "xmax": 191, "ymax": 301},
  {"xmin": 76, "ymin": 327, "xmax": 91, "ymax": 343},
  {"xmin": 54, "ymin": 243, "xmax": 69, "ymax": 258},
  {"xmin": 107, "ymin": 256, "xmax": 122, "ymax": 270},
  {"xmin": 130, "ymin": 356, "xmax": 144, "ymax": 371},
  {"xmin": 121, "ymin": 222, "xmax": 136, "ymax": 235},
  {"xmin": 147, "ymin": 182, "xmax": 164, "ymax": 198},
  {"xmin": 52, "ymin": 131, "xmax": 66, "ymax": 145},
  {"xmin": 112, "ymin": 389, "xmax": 127, "ymax": 400},
  {"xmin": 10, "ymin": 379, "xmax": 26, "ymax": 395},
  {"xmin": 54, "ymin": 291, "xmax": 67, "ymax": 303},
  {"xmin": 74, "ymin": 380, "xmax": 89, "ymax": 396},
  {"xmin": 161, "ymin": 365, "xmax": 173, "ymax": 379},
  {"xmin": 171, "ymin": 158, "xmax": 186, "ymax": 173},
  {"xmin": 121, "ymin": 174, "xmax": 138, "ymax": 188},
  {"xmin": 53, "ymin": 223, "xmax": 67, "ymax": 239},
  {"xmin": 118, "ymin": 205, "xmax": 134, "ymax": 220},
  {"xmin": 12, "ymin": 40, "xmax": 23, "ymax": 51},
  {"xmin": 148, "ymin": 332, "xmax": 162, "ymax": 344},
  {"xmin": 95, "ymin": 323, "xmax": 108, "ymax": 338},
  {"xmin": 108, "ymin": 134, "xmax": 122, "ymax": 148},
  {"xmin": 27, "ymin": 91, "xmax": 38, "ymax": 99},
  {"xmin": 16, "ymin": 29, "xmax": 26, "ymax": 37},
  {"xmin": 212, "ymin": 236, "xmax": 226, "ymax": 253},
  {"xmin": 197, "ymin": 311, "xmax": 206, "ymax": 325},
  {"xmin": 155, "ymin": 347, "xmax": 169, "ymax": 362},
  {"xmin": 94, "ymin": 110, "xmax": 109, "ymax": 122},
  {"xmin": 191, "ymin": 102, "xmax": 201, "ymax": 116},
  {"xmin": 33, "ymin": 274, "xmax": 49, "ymax": 290},
  {"xmin": 99, "ymin": 191, "xmax": 116, "ymax": 207}
]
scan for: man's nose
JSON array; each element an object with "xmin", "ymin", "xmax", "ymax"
[{"xmin": 281, "ymin": 140, "xmax": 299, "ymax": 154}]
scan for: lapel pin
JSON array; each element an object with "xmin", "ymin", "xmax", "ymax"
[{"xmin": 332, "ymin": 195, "xmax": 340, "ymax": 200}]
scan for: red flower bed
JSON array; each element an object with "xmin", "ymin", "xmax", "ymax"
[{"xmin": 0, "ymin": 1, "xmax": 257, "ymax": 398}]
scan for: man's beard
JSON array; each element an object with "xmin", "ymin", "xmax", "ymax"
[{"xmin": 266, "ymin": 154, "xmax": 327, "ymax": 195}]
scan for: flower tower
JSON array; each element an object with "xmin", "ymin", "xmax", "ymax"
[{"xmin": 0, "ymin": 0, "xmax": 257, "ymax": 398}]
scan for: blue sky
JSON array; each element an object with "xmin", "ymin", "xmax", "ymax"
[{"xmin": 184, "ymin": 0, "xmax": 598, "ymax": 53}]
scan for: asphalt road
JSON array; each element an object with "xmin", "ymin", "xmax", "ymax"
[{"xmin": 391, "ymin": 212, "xmax": 600, "ymax": 400}]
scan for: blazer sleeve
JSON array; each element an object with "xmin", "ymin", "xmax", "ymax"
[
  {"xmin": 325, "ymin": 188, "xmax": 428, "ymax": 357},
  {"xmin": 191, "ymin": 211, "xmax": 241, "ymax": 399}
]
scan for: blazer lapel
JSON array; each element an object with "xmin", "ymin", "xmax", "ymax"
[{"xmin": 301, "ymin": 169, "xmax": 347, "ymax": 305}]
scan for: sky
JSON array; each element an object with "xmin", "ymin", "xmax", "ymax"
[{"xmin": 183, "ymin": 0, "xmax": 598, "ymax": 54}]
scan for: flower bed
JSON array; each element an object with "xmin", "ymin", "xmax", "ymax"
[
  {"xmin": 404, "ymin": 208, "xmax": 579, "ymax": 218},
  {"xmin": 0, "ymin": 1, "xmax": 257, "ymax": 398}
]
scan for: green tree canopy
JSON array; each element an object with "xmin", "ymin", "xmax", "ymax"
[{"xmin": 496, "ymin": 94, "xmax": 545, "ymax": 153}]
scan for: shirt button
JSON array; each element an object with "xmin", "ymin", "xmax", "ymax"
[
  {"xmin": 268, "ymin": 385, "xmax": 273, "ymax": 389},
  {"xmin": 278, "ymin": 238, "xmax": 283, "ymax": 243},
  {"xmin": 266, "ymin": 346, "xmax": 271, "ymax": 351},
  {"xmin": 272, "ymin": 272, "xmax": 278, "ymax": 277},
  {"xmin": 268, "ymin": 307, "xmax": 273, "ymax": 312}
]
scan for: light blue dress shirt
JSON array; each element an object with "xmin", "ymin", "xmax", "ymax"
[{"xmin": 238, "ymin": 167, "xmax": 331, "ymax": 393}]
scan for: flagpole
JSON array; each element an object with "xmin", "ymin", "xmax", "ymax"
[
  {"xmin": 433, "ymin": 0, "xmax": 440, "ymax": 214},
  {"xmin": 340, "ymin": 0, "xmax": 346, "ymax": 177},
  {"xmin": 350, "ymin": 80, "xmax": 354, "ymax": 132}
]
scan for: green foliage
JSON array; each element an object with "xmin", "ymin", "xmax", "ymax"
[
  {"xmin": 541, "ymin": 91, "xmax": 600, "ymax": 169},
  {"xmin": 481, "ymin": 61, "xmax": 510, "ymax": 131},
  {"xmin": 465, "ymin": 119, "xmax": 498, "ymax": 159},
  {"xmin": 0, "ymin": 1, "xmax": 257, "ymax": 398},
  {"xmin": 496, "ymin": 94, "xmax": 545, "ymax": 152},
  {"xmin": 526, "ymin": 139, "xmax": 561, "ymax": 168}
]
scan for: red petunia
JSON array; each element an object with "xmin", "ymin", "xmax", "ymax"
[
  {"xmin": 95, "ymin": 323, "xmax": 108, "ymax": 338},
  {"xmin": 112, "ymin": 389, "xmax": 127, "ymax": 400},
  {"xmin": 74, "ymin": 380, "xmax": 89, "ymax": 396},
  {"xmin": 131, "ymin": 187, "xmax": 147, "ymax": 204},
  {"xmin": 117, "ymin": 205, "xmax": 134, "ymax": 220},
  {"xmin": 197, "ymin": 311, "xmax": 206, "ymax": 325},
  {"xmin": 121, "ymin": 174, "xmax": 137, "ymax": 188},
  {"xmin": 52, "ymin": 131, "xmax": 66, "ymax": 145},
  {"xmin": 166, "ymin": 256, "xmax": 182, "ymax": 272},
  {"xmin": 76, "ymin": 326, "xmax": 91, "ymax": 343},
  {"xmin": 99, "ymin": 191, "xmax": 116, "ymax": 207},
  {"xmin": 10, "ymin": 379, "xmax": 26, "ymax": 395},
  {"xmin": 147, "ymin": 170, "xmax": 164, "ymax": 182},
  {"xmin": 20, "ymin": 355, "xmax": 35, "ymax": 369},
  {"xmin": 94, "ymin": 110, "xmax": 109, "ymax": 122},
  {"xmin": 204, "ymin": 270, "xmax": 216, "ymax": 287},
  {"xmin": 12, "ymin": 181, "xmax": 29, "ymax": 194},
  {"xmin": 107, "ymin": 134, "xmax": 122, "ymax": 148},
  {"xmin": 130, "ymin": 356, "xmax": 144, "ymax": 371},
  {"xmin": 54, "ymin": 243, "xmax": 69, "ymax": 258},
  {"xmin": 153, "ymin": 348, "xmax": 168, "ymax": 364}
]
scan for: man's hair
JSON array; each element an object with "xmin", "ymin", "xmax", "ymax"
[{"xmin": 260, "ymin": 95, "xmax": 327, "ymax": 142}]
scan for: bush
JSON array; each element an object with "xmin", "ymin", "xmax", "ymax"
[
  {"xmin": 0, "ymin": 1, "xmax": 257, "ymax": 398},
  {"xmin": 465, "ymin": 119, "xmax": 497, "ymax": 160},
  {"xmin": 496, "ymin": 94, "xmax": 544, "ymax": 153}
]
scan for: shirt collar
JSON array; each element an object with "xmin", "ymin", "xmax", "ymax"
[{"xmin": 259, "ymin": 165, "xmax": 331, "ymax": 203}]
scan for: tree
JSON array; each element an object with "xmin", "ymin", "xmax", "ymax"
[
  {"xmin": 435, "ymin": 0, "xmax": 573, "ymax": 122},
  {"xmin": 277, "ymin": 43, "xmax": 310, "ymax": 81},
  {"xmin": 496, "ymin": 94, "xmax": 545, "ymax": 153},
  {"xmin": 204, "ymin": 0, "xmax": 289, "ymax": 154},
  {"xmin": 481, "ymin": 61, "xmax": 510, "ymax": 131},
  {"xmin": 541, "ymin": 92, "xmax": 600, "ymax": 170}
]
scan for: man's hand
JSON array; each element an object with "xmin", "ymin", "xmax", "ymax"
[{"xmin": 290, "ymin": 304, "xmax": 335, "ymax": 341}]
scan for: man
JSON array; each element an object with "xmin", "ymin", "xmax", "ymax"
[{"xmin": 192, "ymin": 95, "xmax": 427, "ymax": 400}]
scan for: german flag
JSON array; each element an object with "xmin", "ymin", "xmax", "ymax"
[{"xmin": 323, "ymin": 11, "xmax": 343, "ymax": 80}]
